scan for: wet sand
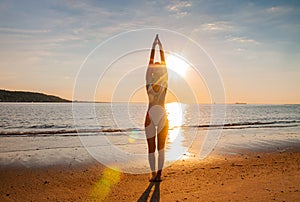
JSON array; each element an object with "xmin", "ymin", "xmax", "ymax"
[{"xmin": 1, "ymin": 149, "xmax": 299, "ymax": 201}]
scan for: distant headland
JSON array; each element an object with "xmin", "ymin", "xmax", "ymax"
[{"xmin": 0, "ymin": 89, "xmax": 71, "ymax": 102}]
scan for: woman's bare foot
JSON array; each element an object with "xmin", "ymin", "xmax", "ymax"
[
  {"xmin": 154, "ymin": 171, "xmax": 162, "ymax": 182},
  {"xmin": 149, "ymin": 171, "xmax": 156, "ymax": 182}
]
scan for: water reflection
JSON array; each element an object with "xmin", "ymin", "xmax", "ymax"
[
  {"xmin": 166, "ymin": 102, "xmax": 185, "ymax": 141},
  {"xmin": 165, "ymin": 102, "xmax": 195, "ymax": 161}
]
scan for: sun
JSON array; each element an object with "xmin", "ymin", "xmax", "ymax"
[{"xmin": 166, "ymin": 54, "xmax": 189, "ymax": 77}]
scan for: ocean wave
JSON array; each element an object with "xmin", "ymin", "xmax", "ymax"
[
  {"xmin": 187, "ymin": 120, "xmax": 300, "ymax": 129},
  {"xmin": 0, "ymin": 127, "xmax": 144, "ymax": 137},
  {"xmin": 0, "ymin": 120, "xmax": 299, "ymax": 137},
  {"xmin": 28, "ymin": 124, "xmax": 64, "ymax": 129}
]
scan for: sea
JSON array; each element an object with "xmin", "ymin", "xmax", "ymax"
[
  {"xmin": 0, "ymin": 103, "xmax": 300, "ymax": 172},
  {"xmin": 1, "ymin": 103, "xmax": 300, "ymax": 136}
]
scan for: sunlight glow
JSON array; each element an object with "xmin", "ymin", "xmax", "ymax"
[
  {"xmin": 166, "ymin": 102, "xmax": 185, "ymax": 142},
  {"xmin": 166, "ymin": 54, "xmax": 189, "ymax": 77},
  {"xmin": 166, "ymin": 102, "xmax": 184, "ymax": 129}
]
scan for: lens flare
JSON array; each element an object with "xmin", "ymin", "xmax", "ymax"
[
  {"xmin": 128, "ymin": 128, "xmax": 140, "ymax": 143},
  {"xmin": 90, "ymin": 167, "xmax": 121, "ymax": 201}
]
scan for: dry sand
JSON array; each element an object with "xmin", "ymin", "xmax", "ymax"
[{"xmin": 0, "ymin": 150, "xmax": 299, "ymax": 201}]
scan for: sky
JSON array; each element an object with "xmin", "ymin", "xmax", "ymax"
[{"xmin": 0, "ymin": 0, "xmax": 299, "ymax": 104}]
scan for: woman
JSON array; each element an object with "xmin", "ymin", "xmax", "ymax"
[{"xmin": 145, "ymin": 34, "xmax": 169, "ymax": 182}]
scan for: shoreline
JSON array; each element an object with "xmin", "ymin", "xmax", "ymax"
[
  {"xmin": 1, "ymin": 149, "xmax": 300, "ymax": 201},
  {"xmin": 0, "ymin": 127, "xmax": 299, "ymax": 170}
]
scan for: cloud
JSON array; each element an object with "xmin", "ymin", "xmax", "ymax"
[
  {"xmin": 0, "ymin": 30, "xmax": 81, "ymax": 49},
  {"xmin": 0, "ymin": 27, "xmax": 50, "ymax": 34},
  {"xmin": 165, "ymin": 0, "xmax": 192, "ymax": 18},
  {"xmin": 200, "ymin": 21, "xmax": 234, "ymax": 32},
  {"xmin": 226, "ymin": 36, "xmax": 260, "ymax": 45},
  {"xmin": 266, "ymin": 6, "xmax": 291, "ymax": 14},
  {"xmin": 166, "ymin": 0, "xmax": 192, "ymax": 12}
]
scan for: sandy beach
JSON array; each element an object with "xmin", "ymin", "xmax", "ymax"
[
  {"xmin": 1, "ymin": 103, "xmax": 300, "ymax": 201},
  {"xmin": 1, "ymin": 149, "xmax": 299, "ymax": 201}
]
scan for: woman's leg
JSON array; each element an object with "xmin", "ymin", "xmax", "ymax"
[
  {"xmin": 146, "ymin": 136, "xmax": 156, "ymax": 181},
  {"xmin": 145, "ymin": 113, "xmax": 157, "ymax": 180},
  {"xmin": 156, "ymin": 118, "xmax": 169, "ymax": 180}
]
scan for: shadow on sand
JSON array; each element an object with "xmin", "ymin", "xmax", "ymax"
[{"xmin": 137, "ymin": 181, "xmax": 161, "ymax": 202}]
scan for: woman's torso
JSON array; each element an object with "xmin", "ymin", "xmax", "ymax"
[{"xmin": 146, "ymin": 65, "xmax": 168, "ymax": 108}]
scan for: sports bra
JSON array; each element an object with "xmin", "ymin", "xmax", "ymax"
[
  {"xmin": 147, "ymin": 84, "xmax": 167, "ymax": 106},
  {"xmin": 146, "ymin": 64, "xmax": 168, "ymax": 88}
]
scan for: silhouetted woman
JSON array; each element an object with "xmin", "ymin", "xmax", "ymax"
[{"xmin": 145, "ymin": 34, "xmax": 168, "ymax": 182}]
